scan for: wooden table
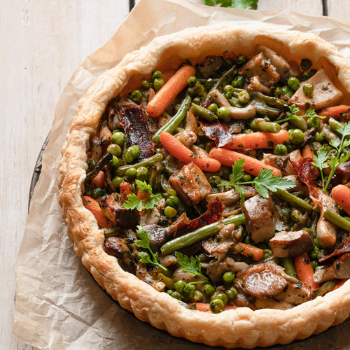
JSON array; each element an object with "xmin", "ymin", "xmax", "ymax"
[{"xmin": 1, "ymin": 0, "xmax": 349, "ymax": 349}]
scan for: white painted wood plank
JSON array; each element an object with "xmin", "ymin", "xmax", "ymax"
[
  {"xmin": 258, "ymin": 0, "xmax": 323, "ymax": 15},
  {"xmin": 0, "ymin": 1, "xmax": 129, "ymax": 349},
  {"xmin": 328, "ymin": 0, "xmax": 350, "ymax": 20}
]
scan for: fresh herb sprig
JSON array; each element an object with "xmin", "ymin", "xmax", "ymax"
[
  {"xmin": 274, "ymin": 105, "xmax": 324, "ymax": 124},
  {"xmin": 135, "ymin": 226, "xmax": 167, "ymax": 272},
  {"xmin": 175, "ymin": 251, "xmax": 208, "ymax": 283},
  {"xmin": 123, "ymin": 180, "xmax": 162, "ymax": 211},
  {"xmin": 203, "ymin": 0, "xmax": 258, "ymax": 9},
  {"xmin": 315, "ymin": 122, "xmax": 350, "ymax": 192},
  {"xmin": 218, "ymin": 159, "xmax": 295, "ymax": 204}
]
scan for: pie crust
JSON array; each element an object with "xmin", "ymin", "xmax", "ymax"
[{"xmin": 58, "ymin": 24, "xmax": 350, "ymax": 348}]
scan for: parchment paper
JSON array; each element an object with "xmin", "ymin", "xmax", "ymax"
[{"xmin": 13, "ymin": 0, "xmax": 350, "ymax": 349}]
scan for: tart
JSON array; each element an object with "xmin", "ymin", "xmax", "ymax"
[{"xmin": 58, "ymin": 24, "xmax": 350, "ymax": 348}]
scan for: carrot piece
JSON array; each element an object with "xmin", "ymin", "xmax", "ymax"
[
  {"xmin": 160, "ymin": 131, "xmax": 221, "ymax": 172},
  {"xmin": 223, "ymin": 52, "xmax": 238, "ymax": 61},
  {"xmin": 120, "ymin": 182, "xmax": 133, "ymax": 204},
  {"xmin": 162, "ymin": 69, "xmax": 177, "ymax": 83},
  {"xmin": 209, "ymin": 147, "xmax": 281, "ymax": 177},
  {"xmin": 302, "ymin": 144, "xmax": 314, "ymax": 158},
  {"xmin": 235, "ymin": 243, "xmax": 264, "ymax": 262},
  {"xmin": 332, "ymin": 185, "xmax": 350, "ymax": 216},
  {"xmin": 293, "ymin": 252, "xmax": 319, "ymax": 291},
  {"xmin": 195, "ymin": 303, "xmax": 238, "ymax": 312},
  {"xmin": 319, "ymin": 105, "xmax": 350, "ymax": 121},
  {"xmin": 224, "ymin": 130, "xmax": 289, "ymax": 150},
  {"xmin": 91, "ymin": 171, "xmax": 105, "ymax": 189},
  {"xmin": 82, "ymin": 196, "xmax": 108, "ymax": 228},
  {"xmin": 333, "ymin": 279, "xmax": 349, "ymax": 291},
  {"xmin": 137, "ymin": 188, "xmax": 150, "ymax": 201},
  {"xmin": 146, "ymin": 65, "xmax": 195, "ymax": 117}
]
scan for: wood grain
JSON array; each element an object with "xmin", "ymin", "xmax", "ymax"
[{"xmin": 0, "ymin": 0, "xmax": 341, "ymax": 349}]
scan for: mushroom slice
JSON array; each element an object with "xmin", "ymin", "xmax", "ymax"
[
  {"xmin": 205, "ymin": 186, "xmax": 258, "ymax": 206},
  {"xmin": 136, "ymin": 263, "xmax": 166, "ymax": 292},
  {"xmin": 255, "ymin": 298, "xmax": 293, "ymax": 310},
  {"xmin": 143, "ymin": 224, "xmax": 166, "ymax": 252},
  {"xmin": 270, "ymin": 230, "xmax": 313, "ymax": 258},
  {"xmin": 289, "ymin": 68, "xmax": 343, "ymax": 109},
  {"xmin": 313, "ymin": 253, "xmax": 350, "ymax": 283},
  {"xmin": 175, "ymin": 111, "xmax": 197, "ymax": 147},
  {"xmin": 274, "ymin": 282, "xmax": 311, "ymax": 305},
  {"xmin": 241, "ymin": 194, "xmax": 276, "ymax": 243}
]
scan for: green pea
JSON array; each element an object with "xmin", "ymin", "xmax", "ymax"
[
  {"xmin": 224, "ymin": 85, "xmax": 234, "ymax": 94},
  {"xmin": 208, "ymin": 103, "xmax": 218, "ymax": 114},
  {"xmin": 223, "ymin": 272, "xmax": 235, "ymax": 284},
  {"xmin": 291, "ymin": 208, "xmax": 303, "ymax": 222},
  {"xmin": 88, "ymin": 159, "xmax": 97, "ymax": 171},
  {"xmin": 131, "ymin": 90, "xmax": 142, "ymax": 103},
  {"xmin": 123, "ymin": 148, "xmax": 134, "ymax": 163},
  {"xmin": 274, "ymin": 144, "xmax": 288, "ymax": 156},
  {"xmin": 280, "ymin": 207, "xmax": 291, "ymax": 219},
  {"xmin": 311, "ymin": 260, "xmax": 319, "ymax": 271},
  {"xmin": 167, "ymin": 189, "xmax": 177, "ymax": 197},
  {"xmin": 242, "ymin": 173, "xmax": 252, "ymax": 182},
  {"xmin": 151, "ymin": 71, "xmax": 162, "ymax": 81},
  {"xmin": 166, "ymin": 196, "xmax": 179, "ymax": 208},
  {"xmin": 238, "ymin": 90, "xmax": 250, "ymax": 104},
  {"xmin": 245, "ymin": 236, "xmax": 251, "ymax": 245},
  {"xmin": 317, "ymin": 249, "xmax": 325, "ymax": 261},
  {"xmin": 111, "ymin": 132, "xmax": 126, "ymax": 147},
  {"xmin": 236, "ymin": 55, "xmax": 247, "ymax": 66},
  {"xmin": 164, "ymin": 206, "xmax": 177, "ymax": 218},
  {"xmin": 300, "ymin": 58, "xmax": 312, "ymax": 71},
  {"xmin": 303, "ymin": 83, "xmax": 314, "ymax": 97},
  {"xmin": 314, "ymin": 131, "xmax": 326, "ymax": 142},
  {"xmin": 314, "ymin": 237, "xmax": 322, "ymax": 249},
  {"xmin": 171, "ymin": 291, "xmax": 182, "ymax": 300},
  {"xmin": 112, "ymin": 176, "xmax": 124, "ymax": 188},
  {"xmin": 183, "ymin": 283, "xmax": 195, "ymax": 301},
  {"xmin": 129, "ymin": 145, "xmax": 140, "ymax": 159},
  {"xmin": 307, "ymin": 116, "xmax": 320, "ymax": 130},
  {"xmin": 107, "ymin": 144, "xmax": 121, "ymax": 157},
  {"xmin": 287, "ymin": 77, "xmax": 300, "ymax": 91},
  {"xmin": 217, "ymin": 107, "xmax": 230, "ymax": 120},
  {"xmin": 300, "ymin": 71, "xmax": 311, "ymax": 82},
  {"xmin": 226, "ymin": 287, "xmax": 238, "ymax": 300},
  {"xmin": 167, "ymin": 289, "xmax": 173, "ymax": 295},
  {"xmin": 174, "ymin": 280, "xmax": 186, "ymax": 293},
  {"xmin": 194, "ymin": 83, "xmax": 205, "ymax": 97},
  {"xmin": 192, "ymin": 291, "xmax": 203, "ymax": 302},
  {"xmin": 136, "ymin": 167, "xmax": 149, "ymax": 181},
  {"xmin": 109, "ymin": 156, "xmax": 119, "ymax": 170},
  {"xmin": 309, "ymin": 69, "xmax": 317, "ymax": 77},
  {"xmin": 225, "ymin": 91, "xmax": 233, "ymax": 99},
  {"xmin": 125, "ymin": 167, "xmax": 137, "ymax": 180},
  {"xmin": 263, "ymin": 249, "xmax": 272, "ymax": 259},
  {"xmin": 244, "ymin": 129, "xmax": 254, "ymax": 134},
  {"xmin": 208, "ymin": 175, "xmax": 221, "ymax": 187},
  {"xmin": 141, "ymin": 78, "xmax": 152, "ymax": 90},
  {"xmin": 232, "ymin": 76, "xmax": 244, "ymax": 88},
  {"xmin": 204, "ymin": 284, "xmax": 215, "ymax": 296},
  {"xmin": 192, "ymin": 97, "xmax": 201, "ymax": 105},
  {"xmin": 205, "ymin": 78, "xmax": 215, "ymax": 91},
  {"xmin": 187, "ymin": 76, "xmax": 197, "ymax": 86},
  {"xmin": 273, "ymin": 87, "xmax": 282, "ymax": 98},
  {"xmin": 290, "ymin": 129, "xmax": 305, "ymax": 144},
  {"xmin": 92, "ymin": 187, "xmax": 105, "ymax": 199},
  {"xmin": 154, "ymin": 78, "xmax": 165, "ymax": 91},
  {"xmin": 210, "ymin": 299, "xmax": 225, "ymax": 313},
  {"xmin": 281, "ymin": 86, "xmax": 293, "ymax": 98},
  {"xmin": 222, "ymin": 169, "xmax": 231, "ymax": 180},
  {"xmin": 309, "ymin": 246, "xmax": 320, "ymax": 260},
  {"xmin": 211, "ymin": 292, "xmax": 228, "ymax": 305}
]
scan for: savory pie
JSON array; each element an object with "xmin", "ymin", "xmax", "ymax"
[{"xmin": 58, "ymin": 24, "xmax": 350, "ymax": 348}]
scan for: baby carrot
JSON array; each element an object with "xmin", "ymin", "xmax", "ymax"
[
  {"xmin": 319, "ymin": 105, "xmax": 350, "ymax": 121},
  {"xmin": 332, "ymin": 185, "xmax": 350, "ymax": 216},
  {"xmin": 224, "ymin": 130, "xmax": 289, "ymax": 150},
  {"xmin": 235, "ymin": 243, "xmax": 264, "ymax": 261},
  {"xmin": 162, "ymin": 68, "xmax": 177, "ymax": 83},
  {"xmin": 146, "ymin": 65, "xmax": 195, "ymax": 117},
  {"xmin": 82, "ymin": 196, "xmax": 108, "ymax": 228},
  {"xmin": 160, "ymin": 131, "xmax": 221, "ymax": 172},
  {"xmin": 293, "ymin": 252, "xmax": 319, "ymax": 291},
  {"xmin": 209, "ymin": 147, "xmax": 281, "ymax": 177},
  {"xmin": 91, "ymin": 171, "xmax": 105, "ymax": 188},
  {"xmin": 120, "ymin": 182, "xmax": 133, "ymax": 204}
]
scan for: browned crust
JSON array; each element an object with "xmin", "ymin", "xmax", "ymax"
[{"xmin": 58, "ymin": 24, "xmax": 350, "ymax": 348}]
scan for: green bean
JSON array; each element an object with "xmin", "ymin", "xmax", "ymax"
[
  {"xmin": 191, "ymin": 103, "xmax": 218, "ymax": 121},
  {"xmin": 329, "ymin": 117, "xmax": 342, "ymax": 134},
  {"xmin": 116, "ymin": 153, "xmax": 163, "ymax": 175},
  {"xmin": 160, "ymin": 174, "xmax": 171, "ymax": 193},
  {"xmin": 311, "ymin": 212, "xmax": 319, "ymax": 239},
  {"xmin": 274, "ymin": 189, "xmax": 313, "ymax": 212},
  {"xmin": 160, "ymin": 214, "xmax": 246, "ymax": 255},
  {"xmin": 153, "ymin": 95, "xmax": 191, "ymax": 144},
  {"xmin": 198, "ymin": 78, "xmax": 219, "ymax": 85},
  {"xmin": 250, "ymin": 92, "xmax": 287, "ymax": 109},
  {"xmin": 282, "ymin": 258, "xmax": 297, "ymax": 278},
  {"xmin": 253, "ymin": 103, "xmax": 281, "ymax": 119},
  {"xmin": 323, "ymin": 209, "xmax": 350, "ymax": 232},
  {"xmin": 290, "ymin": 117, "xmax": 308, "ymax": 132},
  {"xmin": 86, "ymin": 153, "xmax": 113, "ymax": 181},
  {"xmin": 228, "ymin": 98, "xmax": 242, "ymax": 108},
  {"xmin": 312, "ymin": 280, "xmax": 337, "ymax": 299},
  {"xmin": 250, "ymin": 120, "xmax": 281, "ymax": 133},
  {"xmin": 205, "ymin": 65, "xmax": 237, "ymax": 101}
]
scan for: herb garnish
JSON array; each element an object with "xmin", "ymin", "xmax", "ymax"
[
  {"xmin": 274, "ymin": 104, "xmax": 325, "ymax": 124},
  {"xmin": 135, "ymin": 226, "xmax": 167, "ymax": 272},
  {"xmin": 218, "ymin": 159, "xmax": 295, "ymax": 204},
  {"xmin": 123, "ymin": 180, "xmax": 162, "ymax": 211},
  {"xmin": 203, "ymin": 0, "xmax": 258, "ymax": 9},
  {"xmin": 175, "ymin": 251, "xmax": 208, "ymax": 283}
]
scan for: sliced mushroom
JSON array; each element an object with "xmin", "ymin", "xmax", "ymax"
[
  {"xmin": 143, "ymin": 224, "xmax": 166, "ymax": 252},
  {"xmin": 175, "ymin": 111, "xmax": 197, "ymax": 147},
  {"xmin": 274, "ymin": 282, "xmax": 311, "ymax": 305},
  {"xmin": 209, "ymin": 90, "xmax": 256, "ymax": 119},
  {"xmin": 136, "ymin": 263, "xmax": 166, "ymax": 292},
  {"xmin": 159, "ymin": 254, "xmax": 178, "ymax": 267},
  {"xmin": 100, "ymin": 125, "xmax": 112, "ymax": 148},
  {"xmin": 172, "ymin": 267, "xmax": 207, "ymax": 293},
  {"xmin": 205, "ymin": 186, "xmax": 258, "ymax": 206},
  {"xmin": 246, "ymin": 76, "xmax": 271, "ymax": 94},
  {"xmin": 242, "ymin": 194, "xmax": 276, "ymax": 243},
  {"xmin": 270, "ymin": 230, "xmax": 313, "ymax": 258},
  {"xmin": 289, "ymin": 68, "xmax": 343, "ymax": 109},
  {"xmin": 255, "ymin": 298, "xmax": 293, "ymax": 310},
  {"xmin": 313, "ymin": 253, "xmax": 350, "ymax": 283},
  {"xmin": 198, "ymin": 55, "xmax": 225, "ymax": 78},
  {"xmin": 90, "ymin": 136, "xmax": 102, "ymax": 162}
]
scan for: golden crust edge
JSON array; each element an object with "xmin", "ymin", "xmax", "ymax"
[{"xmin": 58, "ymin": 24, "xmax": 350, "ymax": 348}]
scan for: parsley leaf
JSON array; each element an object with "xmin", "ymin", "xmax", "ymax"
[
  {"xmin": 203, "ymin": 0, "xmax": 258, "ymax": 9},
  {"xmin": 135, "ymin": 226, "xmax": 167, "ymax": 272},
  {"xmin": 123, "ymin": 179, "xmax": 162, "ymax": 211},
  {"xmin": 275, "ymin": 104, "xmax": 325, "ymax": 124},
  {"xmin": 231, "ymin": 158, "xmax": 245, "ymax": 182},
  {"xmin": 312, "ymin": 146, "xmax": 329, "ymax": 190},
  {"xmin": 175, "ymin": 251, "xmax": 208, "ymax": 280}
]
